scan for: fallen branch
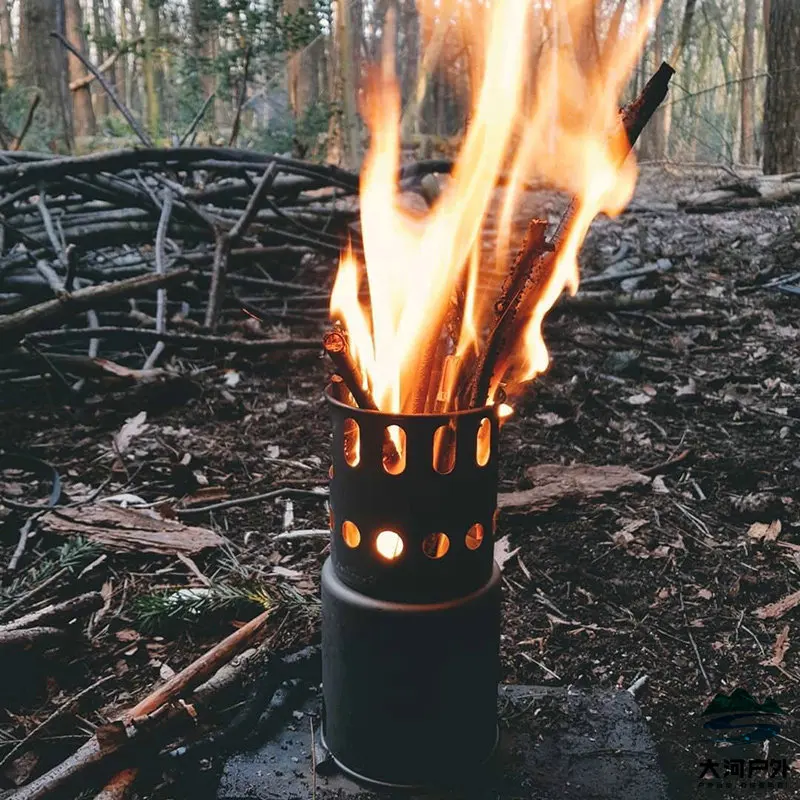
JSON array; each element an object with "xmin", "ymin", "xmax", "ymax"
[
  {"xmin": 680, "ymin": 172, "xmax": 800, "ymax": 212},
  {"xmin": 92, "ymin": 769, "xmax": 139, "ymax": 800},
  {"xmin": 27, "ymin": 327, "xmax": 321, "ymax": 353},
  {"xmin": 498, "ymin": 464, "xmax": 651, "ymax": 513},
  {"xmin": 0, "ymin": 626, "xmax": 68, "ymax": 651},
  {"xmin": 8, "ymin": 609, "xmax": 273, "ymax": 800},
  {"xmin": 142, "ymin": 189, "xmax": 173, "ymax": 369},
  {"xmin": 205, "ymin": 162, "xmax": 278, "ymax": 330},
  {"xmin": 0, "ymin": 592, "xmax": 103, "ymax": 633},
  {"xmin": 0, "ymin": 675, "xmax": 113, "ymax": 770},
  {"xmin": 176, "ymin": 487, "xmax": 327, "ymax": 518},
  {"xmin": 554, "ymin": 287, "xmax": 671, "ymax": 315},
  {"xmin": 0, "ymin": 268, "xmax": 192, "ymax": 347}
]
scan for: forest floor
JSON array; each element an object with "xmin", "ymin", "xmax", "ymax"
[{"xmin": 1, "ymin": 165, "xmax": 799, "ymax": 799}]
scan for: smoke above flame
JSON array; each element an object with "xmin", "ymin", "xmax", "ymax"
[{"xmin": 331, "ymin": 0, "xmax": 660, "ymax": 414}]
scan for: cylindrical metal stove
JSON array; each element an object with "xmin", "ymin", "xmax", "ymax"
[{"xmin": 321, "ymin": 388, "xmax": 502, "ymax": 788}]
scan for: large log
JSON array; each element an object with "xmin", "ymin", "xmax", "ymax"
[{"xmin": 680, "ymin": 172, "xmax": 800, "ymax": 212}]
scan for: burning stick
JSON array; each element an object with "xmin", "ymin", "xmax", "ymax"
[
  {"xmin": 329, "ymin": 373, "xmax": 354, "ymax": 406},
  {"xmin": 493, "ymin": 219, "xmax": 549, "ymax": 321},
  {"xmin": 323, "ymin": 334, "xmax": 403, "ymax": 468},
  {"xmin": 323, "ymin": 330, "xmax": 378, "ymax": 411},
  {"xmin": 468, "ymin": 62, "xmax": 675, "ymax": 407}
]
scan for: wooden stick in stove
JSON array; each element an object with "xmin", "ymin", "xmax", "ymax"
[
  {"xmin": 330, "ymin": 373, "xmax": 355, "ymax": 406},
  {"xmin": 323, "ymin": 330, "xmax": 378, "ymax": 411},
  {"xmin": 324, "ymin": 339, "xmax": 403, "ymax": 469},
  {"xmin": 467, "ymin": 61, "xmax": 676, "ymax": 408}
]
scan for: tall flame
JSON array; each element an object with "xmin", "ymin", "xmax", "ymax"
[{"xmin": 331, "ymin": 0, "xmax": 660, "ymax": 414}]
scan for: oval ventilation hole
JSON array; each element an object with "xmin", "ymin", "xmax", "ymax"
[
  {"xmin": 465, "ymin": 523, "xmax": 484, "ymax": 551},
  {"xmin": 382, "ymin": 426, "xmax": 406, "ymax": 475},
  {"xmin": 422, "ymin": 532, "xmax": 450, "ymax": 559},
  {"xmin": 433, "ymin": 423, "xmax": 457, "ymax": 474},
  {"xmin": 342, "ymin": 520, "xmax": 361, "ymax": 548},
  {"xmin": 343, "ymin": 418, "xmax": 360, "ymax": 467},
  {"xmin": 375, "ymin": 530, "xmax": 404, "ymax": 561},
  {"xmin": 476, "ymin": 417, "xmax": 491, "ymax": 466},
  {"xmin": 328, "ymin": 465, "xmax": 334, "ymax": 480}
]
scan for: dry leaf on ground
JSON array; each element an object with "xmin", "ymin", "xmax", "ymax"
[
  {"xmin": 747, "ymin": 520, "xmax": 782, "ymax": 542},
  {"xmin": 113, "ymin": 411, "xmax": 149, "ymax": 455}
]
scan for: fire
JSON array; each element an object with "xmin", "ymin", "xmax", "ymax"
[{"xmin": 330, "ymin": 0, "xmax": 660, "ymax": 414}]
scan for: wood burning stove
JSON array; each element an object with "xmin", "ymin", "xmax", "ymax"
[{"xmin": 321, "ymin": 387, "xmax": 502, "ymax": 788}]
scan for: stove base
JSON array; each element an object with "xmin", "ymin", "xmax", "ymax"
[{"xmin": 216, "ymin": 684, "xmax": 669, "ymax": 800}]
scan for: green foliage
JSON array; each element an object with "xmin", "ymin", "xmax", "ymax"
[
  {"xmin": 131, "ymin": 582, "xmax": 273, "ymax": 632},
  {"xmin": 0, "ymin": 537, "xmax": 101, "ymax": 612},
  {"xmin": 130, "ymin": 543, "xmax": 318, "ymax": 633},
  {"xmin": 254, "ymin": 101, "xmax": 331, "ymax": 156},
  {"xmin": 0, "ymin": 86, "xmax": 60, "ymax": 153}
]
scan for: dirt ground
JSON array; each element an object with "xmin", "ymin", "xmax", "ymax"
[{"xmin": 1, "ymin": 165, "xmax": 799, "ymax": 799}]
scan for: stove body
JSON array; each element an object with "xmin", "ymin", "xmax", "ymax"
[{"xmin": 322, "ymin": 392, "xmax": 502, "ymax": 788}]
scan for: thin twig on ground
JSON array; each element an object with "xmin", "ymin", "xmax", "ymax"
[{"xmin": 678, "ymin": 585, "xmax": 712, "ymax": 693}]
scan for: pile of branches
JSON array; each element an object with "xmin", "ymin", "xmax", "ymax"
[{"xmin": 0, "ymin": 146, "xmax": 446, "ymax": 392}]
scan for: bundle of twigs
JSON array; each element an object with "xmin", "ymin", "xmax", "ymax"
[{"xmin": 324, "ymin": 63, "xmax": 676, "ymax": 415}]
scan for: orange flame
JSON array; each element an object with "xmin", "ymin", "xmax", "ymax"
[{"xmin": 330, "ymin": 0, "xmax": 660, "ymax": 414}]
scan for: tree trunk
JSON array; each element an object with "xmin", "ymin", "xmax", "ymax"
[
  {"xmin": 740, "ymin": 0, "xmax": 757, "ymax": 164},
  {"xmin": 189, "ymin": 0, "xmax": 215, "ymax": 117},
  {"xmin": 143, "ymin": 0, "xmax": 160, "ymax": 139},
  {"xmin": 92, "ymin": 0, "xmax": 109, "ymax": 117},
  {"xmin": 19, "ymin": 0, "xmax": 72, "ymax": 149},
  {"xmin": 400, "ymin": 0, "xmax": 418, "ymax": 112},
  {"xmin": 65, "ymin": 0, "xmax": 96, "ymax": 138},
  {"xmin": 118, "ymin": 0, "xmax": 129, "ymax": 109},
  {"xmin": 763, "ymin": 0, "xmax": 800, "ymax": 173},
  {"xmin": 327, "ymin": 0, "xmax": 360, "ymax": 167},
  {"xmin": 285, "ymin": 0, "xmax": 316, "ymax": 118},
  {"xmin": 649, "ymin": 3, "xmax": 666, "ymax": 159},
  {"xmin": 102, "ymin": 0, "xmax": 118, "ymax": 110},
  {"xmin": 0, "ymin": 0, "xmax": 13, "ymax": 87},
  {"xmin": 663, "ymin": 0, "xmax": 696, "ymax": 158}
]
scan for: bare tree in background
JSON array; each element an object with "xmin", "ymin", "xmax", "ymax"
[
  {"xmin": 65, "ymin": 0, "xmax": 96, "ymax": 138},
  {"xmin": 739, "ymin": 0, "xmax": 757, "ymax": 164},
  {"xmin": 19, "ymin": 0, "xmax": 72, "ymax": 148},
  {"xmin": 0, "ymin": 0, "xmax": 13, "ymax": 86},
  {"xmin": 143, "ymin": 0, "xmax": 161, "ymax": 139},
  {"xmin": 763, "ymin": 0, "xmax": 800, "ymax": 173}
]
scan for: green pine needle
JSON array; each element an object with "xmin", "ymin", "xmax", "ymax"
[{"xmin": 0, "ymin": 537, "xmax": 100, "ymax": 611}]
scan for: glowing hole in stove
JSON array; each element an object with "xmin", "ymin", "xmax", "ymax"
[
  {"xmin": 342, "ymin": 520, "xmax": 361, "ymax": 548},
  {"xmin": 422, "ymin": 532, "xmax": 450, "ymax": 559},
  {"xmin": 375, "ymin": 530, "xmax": 404, "ymax": 561},
  {"xmin": 465, "ymin": 523, "xmax": 484, "ymax": 550}
]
